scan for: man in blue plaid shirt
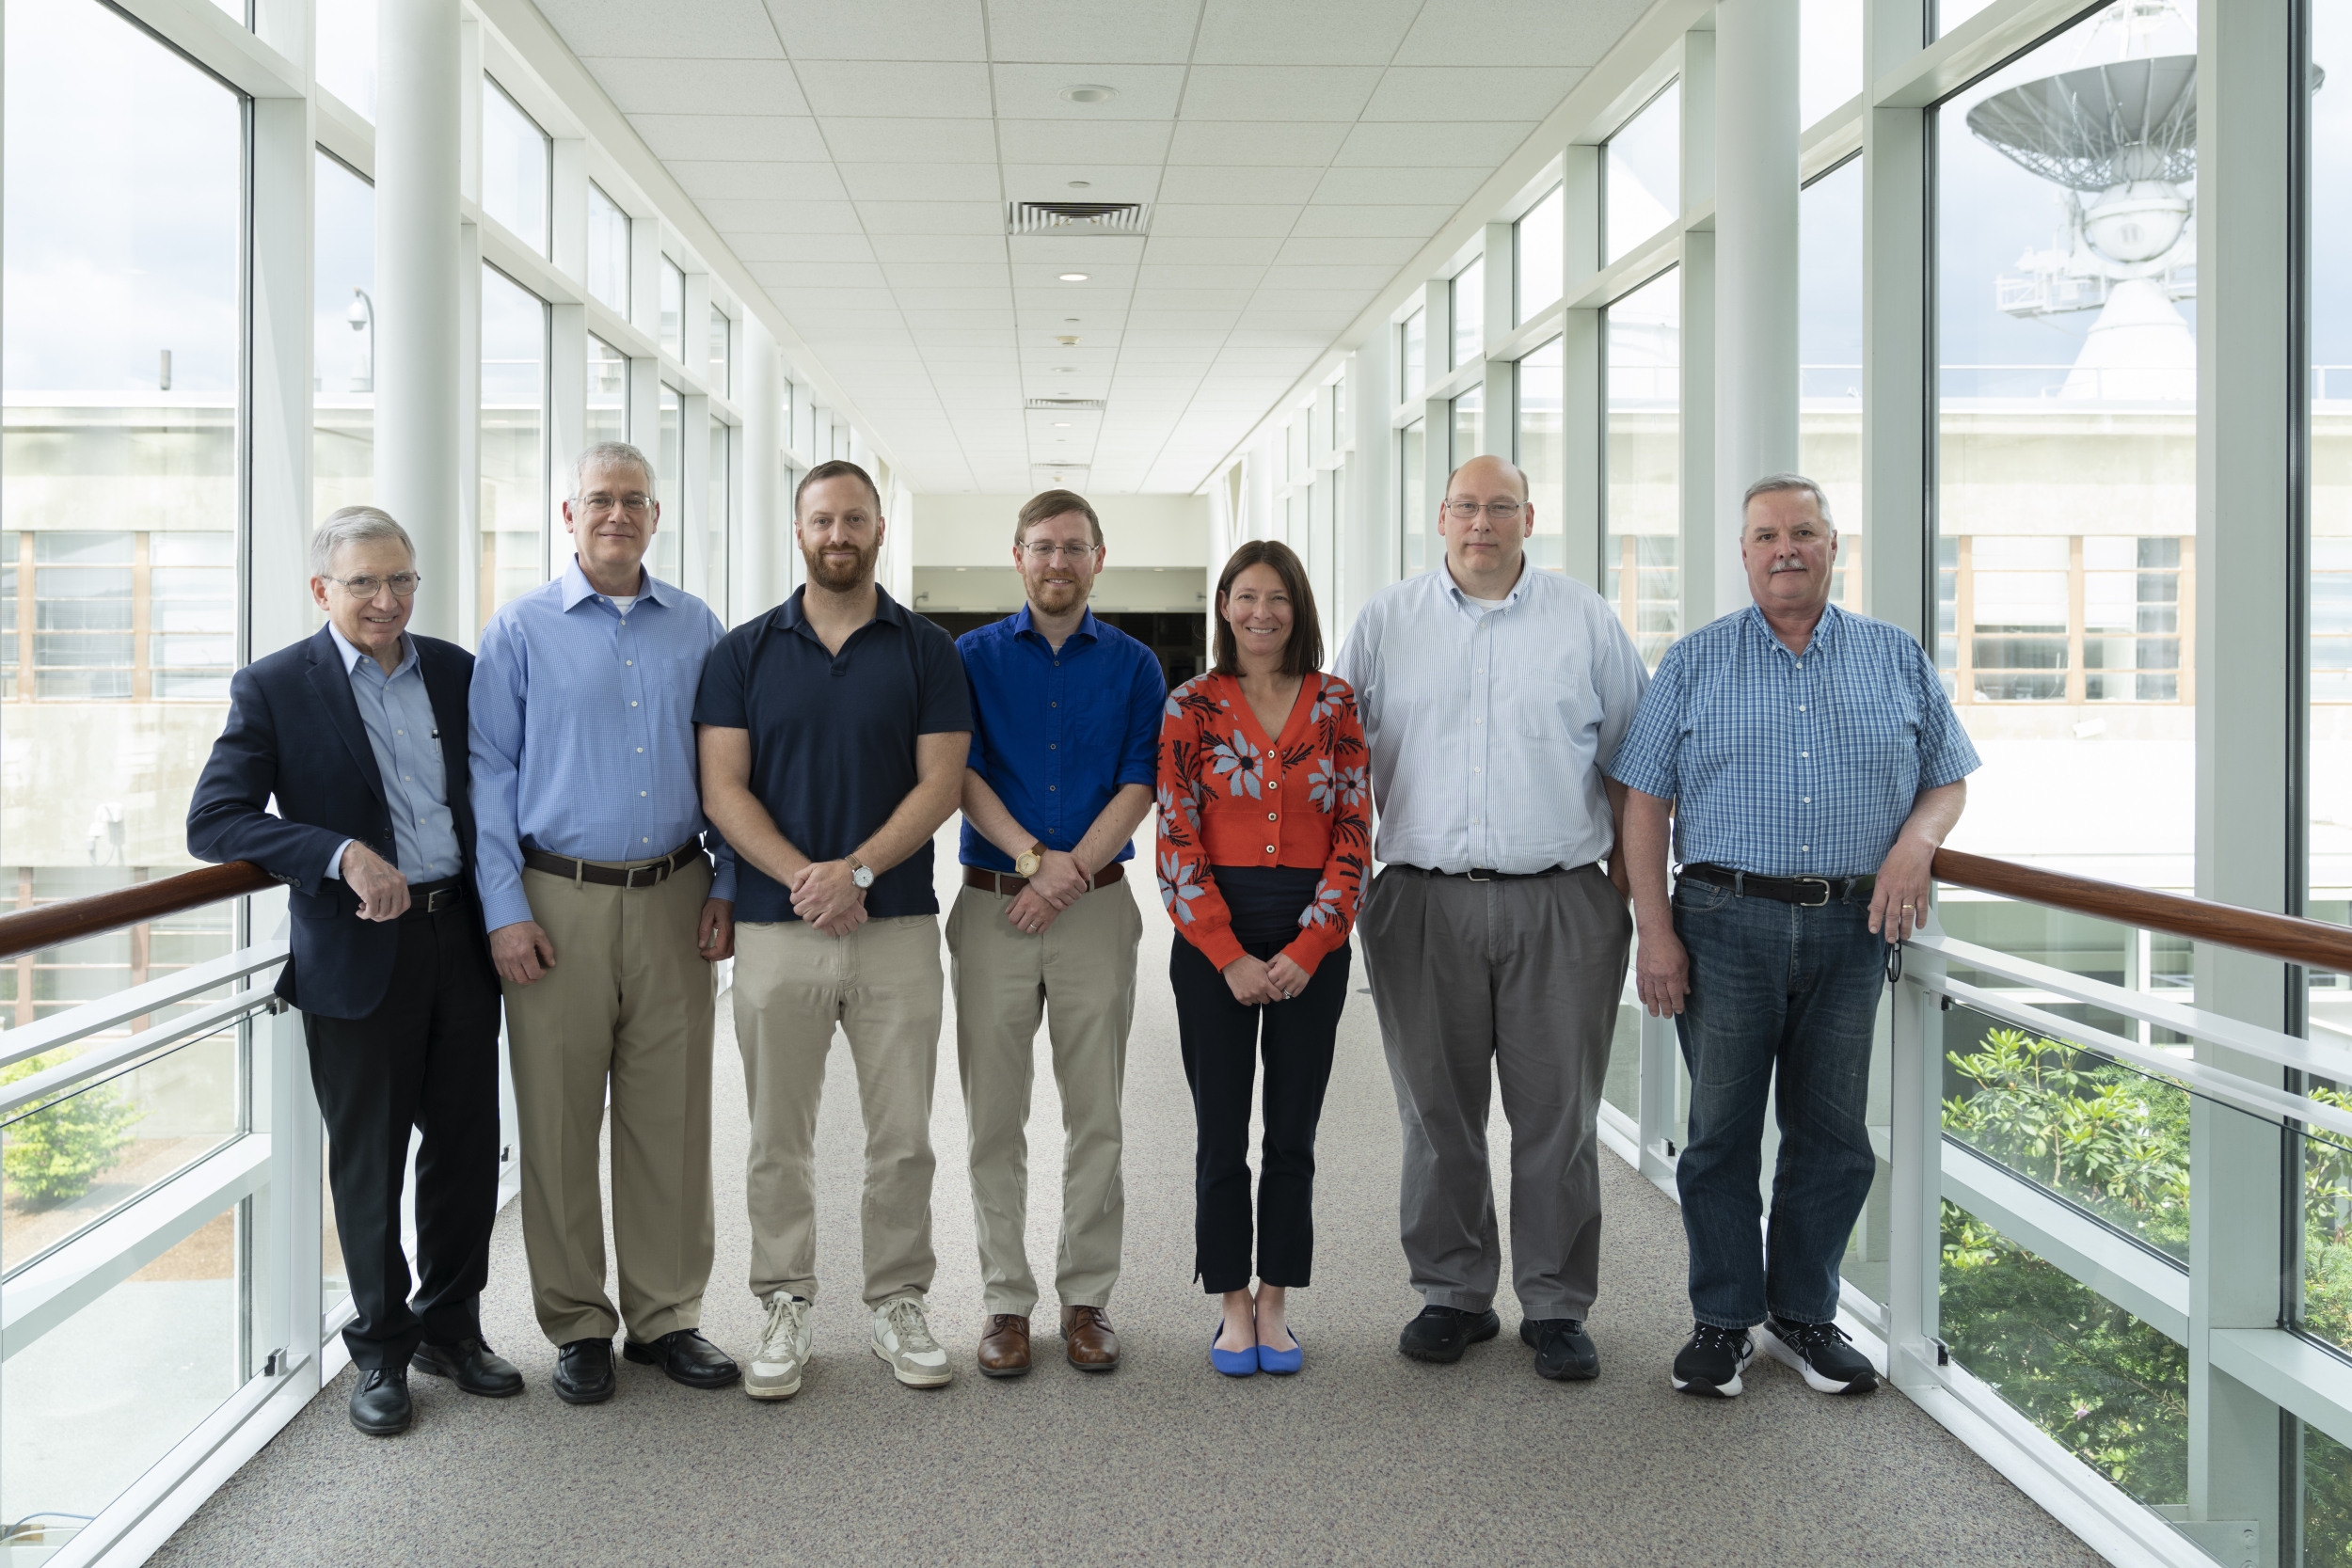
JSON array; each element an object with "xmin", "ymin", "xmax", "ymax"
[{"xmin": 1608, "ymin": 473, "xmax": 1978, "ymax": 1402}]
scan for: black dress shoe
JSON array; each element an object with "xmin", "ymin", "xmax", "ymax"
[
  {"xmin": 1521, "ymin": 1318, "xmax": 1599, "ymax": 1381},
  {"xmin": 623, "ymin": 1328, "xmax": 741, "ymax": 1389},
  {"xmin": 1398, "ymin": 1304, "xmax": 1502, "ymax": 1363},
  {"xmin": 349, "ymin": 1367, "xmax": 413, "ymax": 1435},
  {"xmin": 411, "ymin": 1338, "xmax": 525, "ymax": 1397},
  {"xmin": 554, "ymin": 1338, "xmax": 617, "ymax": 1404}
]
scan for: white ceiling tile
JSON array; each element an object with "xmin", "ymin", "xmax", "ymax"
[
  {"xmin": 1007, "ymin": 234, "xmax": 1148, "ymax": 264},
  {"xmin": 1136, "ymin": 262, "xmax": 1265, "ymax": 289},
  {"xmin": 1191, "ymin": 0, "xmax": 1421, "ymax": 64},
  {"xmin": 670, "ymin": 161, "xmax": 850, "ymax": 201},
  {"xmin": 1287, "ymin": 202, "xmax": 1457, "ymax": 235},
  {"xmin": 984, "ymin": 0, "xmax": 1203, "ymax": 60},
  {"xmin": 1009, "ymin": 261, "xmax": 1138, "ymax": 286},
  {"xmin": 1165, "ymin": 120, "xmax": 1351, "ymax": 167},
  {"xmin": 1155, "ymin": 166, "xmax": 1323, "ymax": 204},
  {"xmin": 868, "ymin": 233, "xmax": 1009, "ymax": 263},
  {"xmin": 1126, "ymin": 310, "xmax": 1243, "ymax": 329},
  {"xmin": 858, "ymin": 201, "xmax": 1008, "ymax": 233},
  {"xmin": 999, "ymin": 166, "xmax": 1166, "ymax": 205},
  {"xmin": 701, "ymin": 198, "xmax": 864, "ymax": 231},
  {"xmin": 765, "ymin": 286, "xmax": 900, "ymax": 310},
  {"xmin": 1396, "ymin": 0, "xmax": 1651, "ymax": 67},
  {"xmin": 995, "ymin": 119, "xmax": 1175, "ymax": 166},
  {"xmin": 538, "ymin": 0, "xmax": 782, "ymax": 58},
  {"xmin": 1179, "ymin": 67, "xmax": 1382, "ymax": 123},
  {"xmin": 731, "ymin": 232, "xmax": 877, "ymax": 261},
  {"xmin": 1259, "ymin": 263, "xmax": 1403, "ymax": 291},
  {"xmin": 914, "ymin": 328, "xmax": 1021, "ymax": 345},
  {"xmin": 819, "ymin": 118, "xmax": 999, "ymax": 162},
  {"xmin": 629, "ymin": 113, "xmax": 830, "ymax": 162},
  {"xmin": 1145, "ymin": 204, "xmax": 1303, "ymax": 238},
  {"xmin": 797, "ymin": 62, "xmax": 994, "ymax": 118},
  {"xmin": 1144, "ymin": 235, "xmax": 1285, "ymax": 265},
  {"xmin": 1362, "ymin": 67, "xmax": 1583, "ymax": 122},
  {"xmin": 763, "ymin": 0, "xmax": 987, "ymax": 60},
  {"xmin": 1272, "ymin": 234, "xmax": 1421, "ymax": 265},
  {"xmin": 989, "ymin": 64, "xmax": 1188, "ymax": 120},
  {"xmin": 839, "ymin": 163, "xmax": 1004, "ymax": 202},
  {"xmin": 745, "ymin": 261, "xmax": 890, "ymax": 289},
  {"xmin": 901, "ymin": 309, "xmax": 1020, "ymax": 327},
  {"xmin": 584, "ymin": 57, "xmax": 807, "ymax": 115},
  {"xmin": 894, "ymin": 287, "xmax": 1020, "ymax": 309},
  {"xmin": 1331, "ymin": 119, "xmax": 1536, "ymax": 167},
  {"xmin": 1311, "ymin": 166, "xmax": 1487, "ymax": 205},
  {"xmin": 775, "ymin": 305, "xmax": 904, "ymax": 328},
  {"xmin": 883, "ymin": 261, "xmax": 1011, "ymax": 289},
  {"xmin": 1131, "ymin": 287, "xmax": 1256, "ymax": 310}
]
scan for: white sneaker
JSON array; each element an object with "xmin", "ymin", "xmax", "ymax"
[
  {"xmin": 871, "ymin": 1297, "xmax": 953, "ymax": 1388},
  {"xmin": 746, "ymin": 1291, "xmax": 812, "ymax": 1401}
]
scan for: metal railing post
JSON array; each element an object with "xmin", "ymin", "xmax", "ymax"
[
  {"xmin": 1638, "ymin": 1006, "xmax": 1680, "ymax": 1186},
  {"xmin": 1886, "ymin": 947, "xmax": 1947, "ymax": 1393}
]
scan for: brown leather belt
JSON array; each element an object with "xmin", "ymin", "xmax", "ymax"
[
  {"xmin": 521, "ymin": 840, "xmax": 705, "ymax": 889},
  {"xmin": 962, "ymin": 862, "xmax": 1125, "ymax": 897},
  {"xmin": 399, "ymin": 878, "xmax": 467, "ymax": 919}
]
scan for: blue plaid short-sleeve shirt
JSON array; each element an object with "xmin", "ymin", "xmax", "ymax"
[{"xmin": 1605, "ymin": 604, "xmax": 1980, "ymax": 879}]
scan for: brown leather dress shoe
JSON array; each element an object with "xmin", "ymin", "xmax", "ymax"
[
  {"xmin": 1061, "ymin": 1305, "xmax": 1120, "ymax": 1371},
  {"xmin": 977, "ymin": 1313, "xmax": 1032, "ymax": 1378}
]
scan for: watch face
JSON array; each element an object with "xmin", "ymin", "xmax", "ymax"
[
  {"xmin": 850, "ymin": 863, "xmax": 875, "ymax": 889},
  {"xmin": 1015, "ymin": 851, "xmax": 1041, "ymax": 877}
]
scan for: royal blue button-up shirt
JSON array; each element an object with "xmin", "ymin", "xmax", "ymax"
[
  {"xmin": 469, "ymin": 558, "xmax": 736, "ymax": 933},
  {"xmin": 955, "ymin": 605, "xmax": 1166, "ymax": 874},
  {"xmin": 1606, "ymin": 603, "xmax": 1980, "ymax": 879}
]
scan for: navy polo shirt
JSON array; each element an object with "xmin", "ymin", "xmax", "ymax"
[
  {"xmin": 693, "ymin": 585, "xmax": 973, "ymax": 923},
  {"xmin": 957, "ymin": 606, "xmax": 1166, "ymax": 874}
]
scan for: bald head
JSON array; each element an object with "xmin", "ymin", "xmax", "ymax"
[
  {"xmin": 1445, "ymin": 453, "xmax": 1530, "ymax": 501},
  {"xmin": 1439, "ymin": 452, "xmax": 1536, "ymax": 595}
]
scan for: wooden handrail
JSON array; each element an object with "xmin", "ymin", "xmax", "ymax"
[
  {"xmin": 1932, "ymin": 847, "xmax": 2352, "ymax": 975},
  {"xmin": 0, "ymin": 861, "xmax": 275, "ymax": 964}
]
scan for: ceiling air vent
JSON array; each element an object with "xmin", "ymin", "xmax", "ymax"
[
  {"xmin": 1025, "ymin": 398, "xmax": 1104, "ymax": 411},
  {"xmin": 1008, "ymin": 201, "xmax": 1148, "ymax": 236}
]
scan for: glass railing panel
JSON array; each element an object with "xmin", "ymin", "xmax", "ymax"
[
  {"xmin": 323, "ymin": 1128, "xmax": 350, "ymax": 1328},
  {"xmin": 1605, "ymin": 972, "xmax": 1641, "ymax": 1119},
  {"xmin": 2296, "ymin": 1418, "xmax": 2352, "ymax": 1564},
  {"xmin": 1935, "ymin": 893, "xmax": 2195, "ymax": 1046},
  {"xmin": 1941, "ymin": 1196, "xmax": 2189, "ymax": 1509},
  {"xmin": 2295, "ymin": 1115, "xmax": 2352, "ymax": 1353},
  {"xmin": 1838, "ymin": 989, "xmax": 1896, "ymax": 1308}
]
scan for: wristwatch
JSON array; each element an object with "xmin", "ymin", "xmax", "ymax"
[
  {"xmin": 847, "ymin": 855, "xmax": 875, "ymax": 890},
  {"xmin": 1015, "ymin": 842, "xmax": 1044, "ymax": 878}
]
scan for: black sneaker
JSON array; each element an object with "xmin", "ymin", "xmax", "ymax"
[
  {"xmin": 1670, "ymin": 1323, "xmax": 1755, "ymax": 1398},
  {"xmin": 1519, "ymin": 1318, "xmax": 1598, "ymax": 1381},
  {"xmin": 1397, "ymin": 1305, "xmax": 1502, "ymax": 1363},
  {"xmin": 1760, "ymin": 1315, "xmax": 1880, "ymax": 1394}
]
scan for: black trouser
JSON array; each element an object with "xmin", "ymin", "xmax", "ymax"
[
  {"xmin": 1170, "ymin": 866, "xmax": 1351, "ymax": 1294},
  {"xmin": 305, "ymin": 899, "xmax": 503, "ymax": 1370}
]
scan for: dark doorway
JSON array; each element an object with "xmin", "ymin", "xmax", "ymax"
[{"xmin": 920, "ymin": 609, "xmax": 1206, "ymax": 693}]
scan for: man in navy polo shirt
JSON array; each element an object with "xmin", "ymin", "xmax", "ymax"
[
  {"xmin": 951, "ymin": 488, "xmax": 1164, "ymax": 1379},
  {"xmin": 695, "ymin": 459, "xmax": 973, "ymax": 1396}
]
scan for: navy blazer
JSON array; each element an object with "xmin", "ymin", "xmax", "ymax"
[{"xmin": 187, "ymin": 625, "xmax": 486, "ymax": 1020}]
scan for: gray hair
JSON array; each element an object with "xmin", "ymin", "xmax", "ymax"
[
  {"xmin": 573, "ymin": 441, "xmax": 656, "ymax": 499},
  {"xmin": 310, "ymin": 506, "xmax": 415, "ymax": 578},
  {"xmin": 1742, "ymin": 472, "xmax": 1834, "ymax": 526}
]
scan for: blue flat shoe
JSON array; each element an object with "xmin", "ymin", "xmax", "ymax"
[
  {"xmin": 1257, "ymin": 1328, "xmax": 1303, "ymax": 1375},
  {"xmin": 1210, "ymin": 1324, "xmax": 1258, "ymax": 1377}
]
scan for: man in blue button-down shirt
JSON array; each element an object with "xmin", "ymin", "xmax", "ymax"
[
  {"xmin": 469, "ymin": 442, "xmax": 740, "ymax": 1404},
  {"xmin": 950, "ymin": 489, "xmax": 1163, "ymax": 1377},
  {"xmin": 1610, "ymin": 473, "xmax": 1977, "ymax": 1401}
]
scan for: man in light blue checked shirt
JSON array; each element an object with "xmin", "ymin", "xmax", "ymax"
[
  {"xmin": 1608, "ymin": 473, "xmax": 1977, "ymax": 1402},
  {"xmin": 469, "ymin": 441, "xmax": 741, "ymax": 1405}
]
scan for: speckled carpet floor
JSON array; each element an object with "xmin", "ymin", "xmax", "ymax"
[{"xmin": 152, "ymin": 837, "xmax": 2098, "ymax": 1567}]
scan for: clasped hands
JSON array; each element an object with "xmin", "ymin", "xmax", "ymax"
[
  {"xmin": 1222, "ymin": 951, "xmax": 1311, "ymax": 1006},
  {"xmin": 1006, "ymin": 848, "xmax": 1090, "ymax": 937},
  {"xmin": 792, "ymin": 858, "xmax": 867, "ymax": 936}
]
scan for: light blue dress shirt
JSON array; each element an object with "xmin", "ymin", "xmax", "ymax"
[
  {"xmin": 1605, "ymin": 604, "xmax": 1981, "ymax": 879},
  {"xmin": 1331, "ymin": 562, "xmax": 1648, "ymax": 875},
  {"xmin": 323, "ymin": 625, "xmax": 463, "ymax": 884},
  {"xmin": 469, "ymin": 558, "xmax": 736, "ymax": 933}
]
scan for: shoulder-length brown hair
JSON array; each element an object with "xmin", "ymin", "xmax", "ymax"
[{"xmin": 1212, "ymin": 539, "xmax": 1322, "ymax": 677}]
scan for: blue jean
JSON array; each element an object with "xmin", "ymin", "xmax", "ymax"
[{"xmin": 1671, "ymin": 876, "xmax": 1884, "ymax": 1330}]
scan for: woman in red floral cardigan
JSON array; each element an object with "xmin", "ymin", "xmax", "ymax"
[{"xmin": 1156, "ymin": 539, "xmax": 1369, "ymax": 1376}]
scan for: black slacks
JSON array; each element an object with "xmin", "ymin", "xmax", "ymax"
[
  {"xmin": 1169, "ymin": 869, "xmax": 1351, "ymax": 1294},
  {"xmin": 305, "ymin": 901, "xmax": 503, "ymax": 1370}
]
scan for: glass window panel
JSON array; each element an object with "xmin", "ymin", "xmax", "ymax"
[
  {"xmin": 652, "ymin": 386, "xmax": 682, "ymax": 585},
  {"xmin": 709, "ymin": 306, "xmax": 731, "ymax": 398},
  {"xmin": 315, "ymin": 151, "xmax": 374, "ymax": 525},
  {"xmin": 1397, "ymin": 419, "xmax": 1425, "ymax": 578},
  {"xmin": 1936, "ymin": 0, "xmax": 1999, "ymax": 39},
  {"xmin": 708, "ymin": 421, "xmax": 730, "ymax": 620},
  {"xmin": 1800, "ymin": 155, "xmax": 1864, "ymax": 609},
  {"xmin": 1516, "ymin": 184, "xmax": 1565, "ymax": 323},
  {"xmin": 587, "ymin": 182, "xmax": 630, "ymax": 314},
  {"xmin": 1936, "ymin": 2, "xmax": 2197, "ymax": 895},
  {"xmin": 3, "ymin": 531, "xmax": 19, "ymax": 700},
  {"xmin": 315, "ymin": 0, "xmax": 377, "ymax": 118},
  {"xmin": 479, "ymin": 266, "xmax": 548, "ymax": 628},
  {"xmin": 480, "ymin": 75, "xmax": 549, "ymax": 257},
  {"xmin": 1515, "ymin": 336, "xmax": 1564, "ymax": 574},
  {"xmin": 660, "ymin": 259, "xmax": 685, "ymax": 361},
  {"xmin": 1450, "ymin": 257, "xmax": 1483, "ymax": 370},
  {"xmin": 2297, "ymin": 1419, "xmax": 2352, "ymax": 1566},
  {"xmin": 1399, "ymin": 308, "xmax": 1425, "ymax": 403},
  {"xmin": 586, "ymin": 335, "xmax": 628, "ymax": 451},
  {"xmin": 1605, "ymin": 269, "xmax": 1680, "ymax": 666},
  {"xmin": 1801, "ymin": 0, "xmax": 1865, "ymax": 128},
  {"xmin": 1605, "ymin": 81, "xmax": 1681, "ymax": 264},
  {"xmin": 1449, "ymin": 385, "xmax": 1482, "ymax": 471}
]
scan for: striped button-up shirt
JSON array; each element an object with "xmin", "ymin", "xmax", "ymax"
[
  {"xmin": 1332, "ymin": 563, "xmax": 1647, "ymax": 875},
  {"xmin": 469, "ymin": 557, "xmax": 735, "ymax": 933},
  {"xmin": 323, "ymin": 625, "xmax": 462, "ymax": 884},
  {"xmin": 1605, "ymin": 603, "xmax": 1980, "ymax": 879}
]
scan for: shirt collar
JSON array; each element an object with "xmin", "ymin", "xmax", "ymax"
[
  {"xmin": 327, "ymin": 622, "xmax": 416, "ymax": 679},
  {"xmin": 1742, "ymin": 600, "xmax": 1840, "ymax": 655},
  {"xmin": 1010, "ymin": 602, "xmax": 1101, "ymax": 645},
  {"xmin": 1439, "ymin": 558, "xmax": 1534, "ymax": 612},
  {"xmin": 561, "ymin": 554, "xmax": 678, "ymax": 613},
  {"xmin": 778, "ymin": 582, "xmax": 910, "ymax": 633}
]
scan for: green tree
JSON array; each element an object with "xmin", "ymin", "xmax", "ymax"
[{"xmin": 1, "ymin": 1052, "xmax": 139, "ymax": 1207}]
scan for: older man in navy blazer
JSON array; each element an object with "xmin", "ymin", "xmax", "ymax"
[{"xmin": 188, "ymin": 506, "xmax": 515, "ymax": 1436}]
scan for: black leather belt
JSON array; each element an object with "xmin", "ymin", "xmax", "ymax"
[
  {"xmin": 1402, "ymin": 863, "xmax": 1578, "ymax": 882},
  {"xmin": 521, "ymin": 840, "xmax": 704, "ymax": 889},
  {"xmin": 963, "ymin": 863, "xmax": 1125, "ymax": 896},
  {"xmin": 399, "ymin": 879, "xmax": 467, "ymax": 919},
  {"xmin": 1679, "ymin": 863, "xmax": 1875, "ymax": 907}
]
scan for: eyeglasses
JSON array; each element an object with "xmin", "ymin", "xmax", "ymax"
[
  {"xmin": 324, "ymin": 572, "xmax": 421, "ymax": 598},
  {"xmin": 1445, "ymin": 500, "xmax": 1525, "ymax": 522},
  {"xmin": 1022, "ymin": 542, "xmax": 1100, "ymax": 562},
  {"xmin": 580, "ymin": 494, "xmax": 656, "ymax": 516}
]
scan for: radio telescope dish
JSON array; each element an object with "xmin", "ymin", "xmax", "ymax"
[{"xmin": 1965, "ymin": 55, "xmax": 2196, "ymax": 192}]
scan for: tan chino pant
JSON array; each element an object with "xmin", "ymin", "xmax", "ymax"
[
  {"xmin": 733, "ymin": 914, "xmax": 944, "ymax": 1309},
  {"xmin": 946, "ymin": 879, "xmax": 1141, "ymax": 1317},
  {"xmin": 502, "ymin": 854, "xmax": 717, "ymax": 1347}
]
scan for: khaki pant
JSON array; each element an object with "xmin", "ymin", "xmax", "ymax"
[
  {"xmin": 946, "ymin": 879, "xmax": 1141, "ymax": 1317},
  {"xmin": 502, "ymin": 855, "xmax": 716, "ymax": 1346},
  {"xmin": 733, "ymin": 914, "xmax": 944, "ymax": 1308}
]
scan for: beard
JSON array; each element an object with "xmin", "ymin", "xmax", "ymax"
[
  {"xmin": 802, "ymin": 535, "xmax": 879, "ymax": 593},
  {"xmin": 1027, "ymin": 572, "xmax": 1084, "ymax": 612}
]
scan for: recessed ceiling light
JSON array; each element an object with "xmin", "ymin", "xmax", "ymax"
[
  {"xmin": 1060, "ymin": 85, "xmax": 1116, "ymax": 103},
  {"xmin": 1064, "ymin": 317, "xmax": 1080, "ymax": 323},
  {"xmin": 1058, "ymin": 273, "xmax": 1089, "ymax": 282},
  {"xmin": 1055, "ymin": 366, "xmax": 1078, "ymax": 372},
  {"xmin": 1067, "ymin": 180, "xmax": 1091, "ymax": 189},
  {"xmin": 1052, "ymin": 421, "xmax": 1072, "ymax": 427}
]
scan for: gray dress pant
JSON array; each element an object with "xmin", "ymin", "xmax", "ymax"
[{"xmin": 1358, "ymin": 863, "xmax": 1632, "ymax": 1321}]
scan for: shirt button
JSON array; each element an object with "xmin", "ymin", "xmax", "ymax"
[
  {"xmin": 637, "ymin": 747, "xmax": 644, "ymax": 753},
  {"xmin": 1267, "ymin": 812, "xmax": 1277, "ymax": 821},
  {"xmin": 1801, "ymin": 751, "xmax": 1809, "ymax": 758},
  {"xmin": 1475, "ymin": 766, "xmax": 1483, "ymax": 773},
  {"xmin": 1265, "ymin": 845, "xmax": 1275, "ymax": 854},
  {"xmin": 1803, "ymin": 797, "xmax": 1811, "ymax": 803},
  {"xmin": 1051, "ymin": 702, "xmax": 1058, "ymax": 708},
  {"xmin": 1049, "ymin": 784, "xmax": 1057, "ymax": 791},
  {"xmin": 641, "ymin": 791, "xmax": 648, "ymax": 797},
  {"xmin": 1474, "ymin": 717, "xmax": 1483, "ymax": 724},
  {"xmin": 1797, "ymin": 705, "xmax": 1804, "ymax": 712},
  {"xmin": 1050, "ymin": 743, "xmax": 1057, "ymax": 750},
  {"xmin": 631, "ymin": 701, "xmax": 639, "ymax": 707},
  {"xmin": 643, "ymin": 836, "xmax": 650, "ymax": 844},
  {"xmin": 1801, "ymin": 846, "xmax": 1810, "ymax": 852},
  {"xmin": 627, "ymin": 659, "xmax": 634, "ymax": 666}
]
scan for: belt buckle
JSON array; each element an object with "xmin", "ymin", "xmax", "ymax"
[
  {"xmin": 1466, "ymin": 868, "xmax": 1493, "ymax": 882},
  {"xmin": 1797, "ymin": 877, "xmax": 1832, "ymax": 908}
]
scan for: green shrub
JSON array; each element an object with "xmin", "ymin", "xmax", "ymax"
[{"xmin": 0, "ymin": 1052, "xmax": 138, "ymax": 1207}]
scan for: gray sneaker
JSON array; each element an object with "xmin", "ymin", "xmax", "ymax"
[
  {"xmin": 871, "ymin": 1296, "xmax": 953, "ymax": 1388},
  {"xmin": 746, "ymin": 1291, "xmax": 811, "ymax": 1401}
]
